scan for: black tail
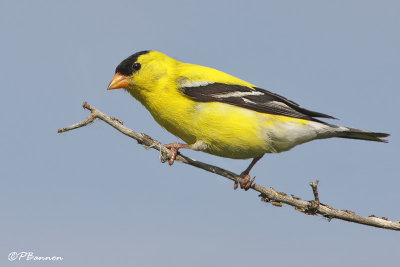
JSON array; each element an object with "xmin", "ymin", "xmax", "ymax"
[{"xmin": 337, "ymin": 127, "xmax": 389, "ymax": 143}]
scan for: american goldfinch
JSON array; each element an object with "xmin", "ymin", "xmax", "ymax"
[{"xmin": 108, "ymin": 50, "xmax": 389, "ymax": 190}]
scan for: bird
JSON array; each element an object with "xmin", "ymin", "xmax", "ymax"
[{"xmin": 108, "ymin": 50, "xmax": 389, "ymax": 190}]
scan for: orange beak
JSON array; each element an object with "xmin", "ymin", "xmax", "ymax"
[{"xmin": 107, "ymin": 73, "xmax": 130, "ymax": 90}]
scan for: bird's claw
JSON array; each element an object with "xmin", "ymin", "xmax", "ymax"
[
  {"xmin": 164, "ymin": 142, "xmax": 190, "ymax": 166},
  {"xmin": 164, "ymin": 143, "xmax": 178, "ymax": 165},
  {"xmin": 234, "ymin": 173, "xmax": 255, "ymax": 191}
]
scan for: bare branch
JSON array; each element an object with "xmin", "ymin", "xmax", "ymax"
[{"xmin": 58, "ymin": 102, "xmax": 400, "ymax": 231}]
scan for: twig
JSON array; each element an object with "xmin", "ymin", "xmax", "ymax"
[
  {"xmin": 310, "ymin": 180, "xmax": 320, "ymax": 203},
  {"xmin": 58, "ymin": 102, "xmax": 400, "ymax": 231},
  {"xmin": 306, "ymin": 180, "xmax": 320, "ymax": 214}
]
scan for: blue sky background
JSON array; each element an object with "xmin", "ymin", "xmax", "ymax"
[{"xmin": 1, "ymin": 0, "xmax": 399, "ymax": 266}]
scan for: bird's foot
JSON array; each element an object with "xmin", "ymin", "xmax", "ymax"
[
  {"xmin": 164, "ymin": 142, "xmax": 190, "ymax": 166},
  {"xmin": 234, "ymin": 172, "xmax": 256, "ymax": 191}
]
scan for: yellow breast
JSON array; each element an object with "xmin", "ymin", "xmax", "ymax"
[{"xmin": 136, "ymin": 85, "xmax": 310, "ymax": 159}]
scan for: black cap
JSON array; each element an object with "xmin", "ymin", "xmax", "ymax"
[{"xmin": 115, "ymin": 50, "xmax": 150, "ymax": 76}]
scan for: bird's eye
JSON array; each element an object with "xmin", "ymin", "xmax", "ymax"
[{"xmin": 132, "ymin": 62, "xmax": 141, "ymax": 71}]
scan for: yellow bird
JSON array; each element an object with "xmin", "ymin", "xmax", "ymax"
[{"xmin": 108, "ymin": 51, "xmax": 389, "ymax": 190}]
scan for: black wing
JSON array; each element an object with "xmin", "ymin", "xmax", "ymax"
[{"xmin": 181, "ymin": 82, "xmax": 335, "ymax": 122}]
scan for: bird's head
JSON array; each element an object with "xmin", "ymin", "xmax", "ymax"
[{"xmin": 108, "ymin": 50, "xmax": 175, "ymax": 94}]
